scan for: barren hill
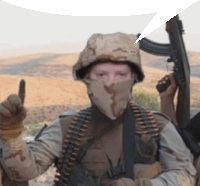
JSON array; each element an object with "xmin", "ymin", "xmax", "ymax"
[
  {"xmin": 140, "ymin": 51, "xmax": 200, "ymax": 78},
  {"xmin": 0, "ymin": 53, "xmax": 79, "ymax": 79},
  {"xmin": 0, "ymin": 52, "xmax": 200, "ymax": 125}
]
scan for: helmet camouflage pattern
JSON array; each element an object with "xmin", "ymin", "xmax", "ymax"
[{"xmin": 72, "ymin": 32, "xmax": 144, "ymax": 82}]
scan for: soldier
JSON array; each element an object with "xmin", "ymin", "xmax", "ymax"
[
  {"xmin": 0, "ymin": 33, "xmax": 197, "ymax": 186},
  {"xmin": 156, "ymin": 73, "xmax": 200, "ymax": 141},
  {"xmin": 156, "ymin": 73, "xmax": 200, "ymax": 185}
]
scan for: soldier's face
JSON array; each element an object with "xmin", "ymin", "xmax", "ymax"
[{"xmin": 89, "ymin": 62, "xmax": 135, "ymax": 83}]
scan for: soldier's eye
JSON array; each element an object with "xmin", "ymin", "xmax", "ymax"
[
  {"xmin": 119, "ymin": 73, "xmax": 127, "ymax": 77},
  {"xmin": 97, "ymin": 73, "xmax": 105, "ymax": 77}
]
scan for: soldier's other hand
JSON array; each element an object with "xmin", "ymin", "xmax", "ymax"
[
  {"xmin": 156, "ymin": 73, "xmax": 177, "ymax": 99},
  {"xmin": 0, "ymin": 79, "xmax": 26, "ymax": 128}
]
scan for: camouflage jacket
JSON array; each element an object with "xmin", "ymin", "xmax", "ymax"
[{"xmin": 0, "ymin": 104, "xmax": 197, "ymax": 186}]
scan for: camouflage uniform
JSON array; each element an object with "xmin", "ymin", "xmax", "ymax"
[{"xmin": 0, "ymin": 33, "xmax": 197, "ymax": 186}]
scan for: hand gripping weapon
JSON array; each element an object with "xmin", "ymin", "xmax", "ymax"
[{"xmin": 138, "ymin": 15, "xmax": 190, "ymax": 129}]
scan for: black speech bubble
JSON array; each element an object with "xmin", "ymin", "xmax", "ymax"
[{"xmin": 135, "ymin": 1, "xmax": 197, "ymax": 43}]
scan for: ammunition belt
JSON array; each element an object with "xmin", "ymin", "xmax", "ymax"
[
  {"xmin": 54, "ymin": 106, "xmax": 92, "ymax": 186},
  {"xmin": 54, "ymin": 103, "xmax": 159, "ymax": 186},
  {"xmin": 130, "ymin": 103, "xmax": 159, "ymax": 139}
]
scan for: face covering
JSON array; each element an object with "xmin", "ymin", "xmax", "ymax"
[{"xmin": 85, "ymin": 78, "xmax": 135, "ymax": 120}]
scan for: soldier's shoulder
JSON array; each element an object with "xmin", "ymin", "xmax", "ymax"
[
  {"xmin": 59, "ymin": 109, "xmax": 77, "ymax": 118},
  {"xmin": 56, "ymin": 109, "xmax": 77, "ymax": 137},
  {"xmin": 151, "ymin": 111, "xmax": 171, "ymax": 121},
  {"xmin": 151, "ymin": 111, "xmax": 171, "ymax": 132},
  {"xmin": 58, "ymin": 106, "xmax": 92, "ymax": 137}
]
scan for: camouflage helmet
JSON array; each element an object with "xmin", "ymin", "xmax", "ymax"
[{"xmin": 72, "ymin": 32, "xmax": 144, "ymax": 82}]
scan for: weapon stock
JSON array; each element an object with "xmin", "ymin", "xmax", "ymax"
[{"xmin": 138, "ymin": 15, "xmax": 190, "ymax": 128}]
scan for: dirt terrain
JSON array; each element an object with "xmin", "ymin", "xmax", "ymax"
[{"xmin": 0, "ymin": 52, "xmax": 200, "ymax": 185}]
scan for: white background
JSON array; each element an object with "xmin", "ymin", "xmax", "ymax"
[{"xmin": 0, "ymin": 0, "xmax": 200, "ymax": 52}]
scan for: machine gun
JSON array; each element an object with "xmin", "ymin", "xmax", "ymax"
[{"xmin": 138, "ymin": 15, "xmax": 190, "ymax": 129}]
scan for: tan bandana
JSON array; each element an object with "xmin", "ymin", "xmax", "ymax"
[{"xmin": 85, "ymin": 78, "xmax": 135, "ymax": 120}]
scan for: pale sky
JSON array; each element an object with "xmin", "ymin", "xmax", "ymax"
[{"xmin": 0, "ymin": 0, "xmax": 200, "ymax": 52}]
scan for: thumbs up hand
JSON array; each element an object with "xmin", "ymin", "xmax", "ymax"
[{"xmin": 0, "ymin": 80, "xmax": 27, "ymax": 140}]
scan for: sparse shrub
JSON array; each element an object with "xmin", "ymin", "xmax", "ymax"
[
  {"xmin": 133, "ymin": 87, "xmax": 160, "ymax": 111},
  {"xmin": 24, "ymin": 122, "xmax": 50, "ymax": 136}
]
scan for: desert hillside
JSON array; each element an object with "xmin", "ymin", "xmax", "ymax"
[
  {"xmin": 0, "ymin": 52, "xmax": 199, "ymax": 126},
  {"xmin": 140, "ymin": 50, "xmax": 200, "ymax": 78}
]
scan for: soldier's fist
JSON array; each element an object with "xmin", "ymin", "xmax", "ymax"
[
  {"xmin": 156, "ymin": 73, "xmax": 177, "ymax": 98},
  {"xmin": 0, "ymin": 80, "xmax": 26, "ymax": 139}
]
